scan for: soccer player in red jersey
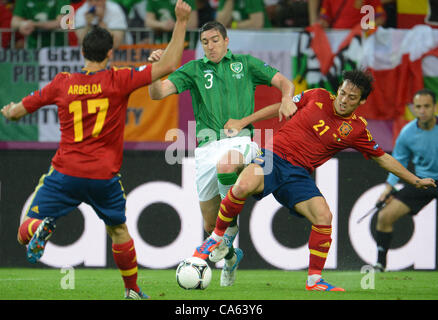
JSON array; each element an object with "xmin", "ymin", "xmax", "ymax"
[
  {"xmin": 1, "ymin": 0, "xmax": 192, "ymax": 300},
  {"xmin": 193, "ymin": 70, "xmax": 437, "ymax": 291}
]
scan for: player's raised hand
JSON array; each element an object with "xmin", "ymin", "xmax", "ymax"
[
  {"xmin": 278, "ymin": 99, "xmax": 297, "ymax": 122},
  {"xmin": 175, "ymin": 0, "xmax": 191, "ymax": 22},
  {"xmin": 148, "ymin": 49, "xmax": 164, "ymax": 63},
  {"xmin": 415, "ymin": 178, "xmax": 436, "ymax": 189}
]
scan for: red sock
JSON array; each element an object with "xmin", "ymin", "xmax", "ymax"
[
  {"xmin": 112, "ymin": 239, "xmax": 139, "ymax": 292},
  {"xmin": 308, "ymin": 225, "xmax": 332, "ymax": 276},
  {"xmin": 214, "ymin": 187, "xmax": 246, "ymax": 237},
  {"xmin": 18, "ymin": 218, "xmax": 42, "ymax": 245}
]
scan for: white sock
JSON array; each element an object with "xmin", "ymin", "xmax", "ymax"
[
  {"xmin": 210, "ymin": 231, "xmax": 223, "ymax": 243},
  {"xmin": 224, "ymin": 225, "xmax": 238, "ymax": 240},
  {"xmin": 218, "ymin": 183, "xmax": 233, "ymax": 200},
  {"xmin": 307, "ymin": 274, "xmax": 322, "ymax": 286}
]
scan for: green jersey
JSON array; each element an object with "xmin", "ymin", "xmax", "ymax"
[
  {"xmin": 168, "ymin": 50, "xmax": 279, "ymax": 147},
  {"xmin": 13, "ymin": 0, "xmax": 70, "ymax": 48},
  {"xmin": 218, "ymin": 0, "xmax": 272, "ymax": 28}
]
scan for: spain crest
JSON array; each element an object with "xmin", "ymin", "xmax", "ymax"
[
  {"xmin": 338, "ymin": 122, "xmax": 353, "ymax": 137},
  {"xmin": 230, "ymin": 62, "xmax": 243, "ymax": 73}
]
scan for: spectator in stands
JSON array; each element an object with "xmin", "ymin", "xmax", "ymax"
[
  {"xmin": 68, "ymin": 0, "xmax": 86, "ymax": 46},
  {"xmin": 145, "ymin": 0, "xmax": 198, "ymax": 33},
  {"xmin": 381, "ymin": 0, "xmax": 396, "ymax": 28},
  {"xmin": 318, "ymin": 0, "xmax": 386, "ymax": 29},
  {"xmin": 75, "ymin": 0, "xmax": 129, "ymax": 48},
  {"xmin": 308, "ymin": 0, "xmax": 321, "ymax": 25},
  {"xmin": 197, "ymin": 0, "xmax": 216, "ymax": 26},
  {"xmin": 271, "ymin": 0, "xmax": 311, "ymax": 27},
  {"xmin": 216, "ymin": 0, "xmax": 272, "ymax": 29},
  {"xmin": 111, "ymin": 0, "xmax": 142, "ymax": 14},
  {"xmin": 11, "ymin": 0, "xmax": 70, "ymax": 48},
  {"xmin": 0, "ymin": 0, "xmax": 24, "ymax": 48},
  {"xmin": 264, "ymin": 0, "xmax": 279, "ymax": 24}
]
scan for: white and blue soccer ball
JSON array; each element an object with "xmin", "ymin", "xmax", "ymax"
[{"xmin": 176, "ymin": 257, "xmax": 212, "ymax": 290}]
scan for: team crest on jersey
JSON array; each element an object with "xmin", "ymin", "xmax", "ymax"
[
  {"xmin": 338, "ymin": 122, "xmax": 353, "ymax": 137},
  {"xmin": 230, "ymin": 62, "xmax": 243, "ymax": 74}
]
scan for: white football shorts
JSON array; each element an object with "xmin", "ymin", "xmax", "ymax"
[{"xmin": 194, "ymin": 136, "xmax": 260, "ymax": 202}]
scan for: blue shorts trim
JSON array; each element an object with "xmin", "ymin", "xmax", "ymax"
[
  {"xmin": 26, "ymin": 167, "xmax": 127, "ymax": 226},
  {"xmin": 252, "ymin": 149, "xmax": 323, "ymax": 216}
]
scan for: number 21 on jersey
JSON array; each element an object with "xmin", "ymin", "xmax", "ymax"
[
  {"xmin": 313, "ymin": 119, "xmax": 330, "ymax": 136},
  {"xmin": 69, "ymin": 98, "xmax": 109, "ymax": 142}
]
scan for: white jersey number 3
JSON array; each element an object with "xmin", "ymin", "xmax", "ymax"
[{"xmin": 204, "ymin": 73, "xmax": 213, "ymax": 89}]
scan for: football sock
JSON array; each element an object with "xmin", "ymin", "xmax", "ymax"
[
  {"xmin": 224, "ymin": 219, "xmax": 238, "ymax": 260},
  {"xmin": 376, "ymin": 230, "xmax": 392, "ymax": 269},
  {"xmin": 308, "ymin": 225, "xmax": 332, "ymax": 277},
  {"xmin": 214, "ymin": 187, "xmax": 246, "ymax": 237},
  {"xmin": 217, "ymin": 172, "xmax": 239, "ymax": 200},
  {"xmin": 112, "ymin": 238, "xmax": 139, "ymax": 293},
  {"xmin": 18, "ymin": 218, "xmax": 43, "ymax": 245},
  {"xmin": 217, "ymin": 173, "xmax": 240, "ymax": 261}
]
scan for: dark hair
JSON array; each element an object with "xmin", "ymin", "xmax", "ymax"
[
  {"xmin": 414, "ymin": 88, "xmax": 436, "ymax": 104},
  {"xmin": 342, "ymin": 69, "xmax": 374, "ymax": 100},
  {"xmin": 199, "ymin": 21, "xmax": 227, "ymax": 40},
  {"xmin": 82, "ymin": 26, "xmax": 113, "ymax": 62}
]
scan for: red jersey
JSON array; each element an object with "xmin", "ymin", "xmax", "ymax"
[
  {"xmin": 272, "ymin": 88, "xmax": 385, "ymax": 173},
  {"xmin": 22, "ymin": 65, "xmax": 152, "ymax": 179},
  {"xmin": 320, "ymin": 0, "xmax": 386, "ymax": 29}
]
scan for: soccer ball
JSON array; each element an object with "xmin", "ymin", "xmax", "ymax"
[{"xmin": 176, "ymin": 257, "xmax": 212, "ymax": 290}]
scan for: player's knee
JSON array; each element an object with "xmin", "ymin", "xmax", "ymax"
[
  {"xmin": 106, "ymin": 223, "xmax": 130, "ymax": 242},
  {"xmin": 216, "ymin": 151, "xmax": 244, "ymax": 173},
  {"xmin": 315, "ymin": 210, "xmax": 332, "ymax": 225},
  {"xmin": 232, "ymin": 181, "xmax": 253, "ymax": 198},
  {"xmin": 376, "ymin": 209, "xmax": 392, "ymax": 229}
]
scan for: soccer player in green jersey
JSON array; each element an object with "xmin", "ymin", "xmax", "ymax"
[{"xmin": 148, "ymin": 21, "xmax": 295, "ymax": 287}]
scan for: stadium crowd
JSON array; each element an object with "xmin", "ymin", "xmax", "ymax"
[{"xmin": 1, "ymin": 0, "xmax": 437, "ymax": 49}]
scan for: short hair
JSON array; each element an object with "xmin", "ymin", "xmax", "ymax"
[
  {"xmin": 414, "ymin": 88, "xmax": 436, "ymax": 104},
  {"xmin": 341, "ymin": 69, "xmax": 374, "ymax": 100},
  {"xmin": 82, "ymin": 26, "xmax": 113, "ymax": 62},
  {"xmin": 199, "ymin": 21, "xmax": 227, "ymax": 40}
]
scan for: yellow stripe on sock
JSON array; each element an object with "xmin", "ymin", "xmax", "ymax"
[
  {"xmin": 27, "ymin": 219, "xmax": 39, "ymax": 237},
  {"xmin": 310, "ymin": 249, "xmax": 328, "ymax": 258},
  {"xmin": 312, "ymin": 225, "xmax": 332, "ymax": 235},
  {"xmin": 120, "ymin": 266, "xmax": 138, "ymax": 277},
  {"xmin": 218, "ymin": 211, "xmax": 233, "ymax": 222},
  {"xmin": 227, "ymin": 190, "xmax": 245, "ymax": 204},
  {"xmin": 220, "ymin": 203, "xmax": 228, "ymax": 214}
]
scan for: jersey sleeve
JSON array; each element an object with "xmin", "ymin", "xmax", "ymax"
[
  {"xmin": 21, "ymin": 73, "xmax": 64, "ymax": 113},
  {"xmin": 292, "ymin": 88, "xmax": 318, "ymax": 110},
  {"xmin": 168, "ymin": 63, "xmax": 194, "ymax": 94},
  {"xmin": 12, "ymin": 0, "xmax": 27, "ymax": 19},
  {"xmin": 114, "ymin": 64, "xmax": 152, "ymax": 95},
  {"xmin": 351, "ymin": 126, "xmax": 385, "ymax": 160},
  {"xmin": 246, "ymin": 55, "xmax": 279, "ymax": 86}
]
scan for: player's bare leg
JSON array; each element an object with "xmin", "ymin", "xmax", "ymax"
[
  {"xmin": 295, "ymin": 197, "xmax": 344, "ymax": 291},
  {"xmin": 194, "ymin": 163, "xmax": 264, "ymax": 261},
  {"xmin": 375, "ymin": 199, "xmax": 410, "ymax": 271},
  {"xmin": 215, "ymin": 150, "xmax": 246, "ymax": 286},
  {"xmin": 106, "ymin": 224, "xmax": 149, "ymax": 299}
]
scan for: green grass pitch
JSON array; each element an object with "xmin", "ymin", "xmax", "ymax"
[{"xmin": 0, "ymin": 268, "xmax": 437, "ymax": 300}]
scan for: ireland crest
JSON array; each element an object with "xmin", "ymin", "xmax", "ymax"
[{"xmin": 230, "ymin": 62, "xmax": 243, "ymax": 73}]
